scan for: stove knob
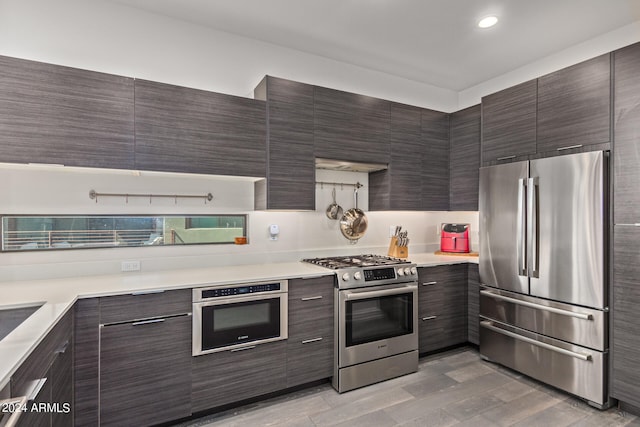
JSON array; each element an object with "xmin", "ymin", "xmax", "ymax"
[
  {"xmin": 353, "ymin": 271, "xmax": 362, "ymax": 280},
  {"xmin": 404, "ymin": 267, "xmax": 411, "ymax": 276},
  {"xmin": 397, "ymin": 268, "xmax": 405, "ymax": 276},
  {"xmin": 410, "ymin": 267, "xmax": 417, "ymax": 275},
  {"xmin": 342, "ymin": 273, "xmax": 350, "ymax": 282}
]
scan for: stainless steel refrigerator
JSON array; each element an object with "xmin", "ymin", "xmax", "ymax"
[{"xmin": 479, "ymin": 150, "xmax": 610, "ymax": 408}]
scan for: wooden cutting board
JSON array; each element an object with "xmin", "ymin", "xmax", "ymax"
[{"xmin": 434, "ymin": 251, "xmax": 479, "ymax": 257}]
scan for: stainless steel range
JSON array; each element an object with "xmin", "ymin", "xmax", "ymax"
[{"xmin": 303, "ymin": 254, "xmax": 419, "ymax": 393}]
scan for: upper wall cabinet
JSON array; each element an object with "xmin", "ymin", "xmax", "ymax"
[
  {"xmin": 537, "ymin": 53, "xmax": 611, "ymax": 153},
  {"xmin": 613, "ymin": 42, "xmax": 640, "ymax": 225},
  {"xmin": 134, "ymin": 80, "xmax": 266, "ymax": 177},
  {"xmin": 370, "ymin": 102, "xmax": 423, "ymax": 211},
  {"xmin": 314, "ymin": 86, "xmax": 390, "ymax": 164},
  {"xmin": 481, "ymin": 79, "xmax": 537, "ymax": 165},
  {"xmin": 0, "ymin": 55, "xmax": 135, "ymax": 169},
  {"xmin": 450, "ymin": 105, "xmax": 481, "ymax": 211},
  {"xmin": 421, "ymin": 109, "xmax": 450, "ymax": 211},
  {"xmin": 254, "ymin": 76, "xmax": 315, "ymax": 210}
]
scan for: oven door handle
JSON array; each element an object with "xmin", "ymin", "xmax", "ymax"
[{"xmin": 344, "ymin": 285, "xmax": 415, "ymax": 301}]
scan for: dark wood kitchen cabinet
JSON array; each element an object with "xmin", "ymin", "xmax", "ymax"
[
  {"xmin": 0, "ymin": 55, "xmax": 135, "ymax": 170},
  {"xmin": 481, "ymin": 79, "xmax": 537, "ymax": 165},
  {"xmin": 99, "ymin": 315, "xmax": 191, "ymax": 427},
  {"xmin": 417, "ymin": 264, "xmax": 467, "ymax": 353},
  {"xmin": 11, "ymin": 310, "xmax": 73, "ymax": 427},
  {"xmin": 134, "ymin": 79, "xmax": 266, "ymax": 177},
  {"xmin": 97, "ymin": 289, "xmax": 192, "ymax": 427},
  {"xmin": 314, "ymin": 86, "xmax": 390, "ymax": 164},
  {"xmin": 467, "ymin": 264, "xmax": 480, "ymax": 345},
  {"xmin": 191, "ymin": 340, "xmax": 287, "ymax": 413},
  {"xmin": 537, "ymin": 53, "xmax": 611, "ymax": 154},
  {"xmin": 369, "ymin": 102, "xmax": 423, "ymax": 211},
  {"xmin": 613, "ymin": 42, "xmax": 640, "ymax": 225},
  {"xmin": 421, "ymin": 109, "xmax": 450, "ymax": 211},
  {"xmin": 612, "ymin": 226, "xmax": 640, "ymax": 408},
  {"xmin": 254, "ymin": 76, "xmax": 315, "ymax": 210},
  {"xmin": 73, "ymin": 299, "xmax": 99, "ymax": 427},
  {"xmin": 449, "ymin": 105, "xmax": 481, "ymax": 211},
  {"xmin": 286, "ymin": 276, "xmax": 334, "ymax": 387}
]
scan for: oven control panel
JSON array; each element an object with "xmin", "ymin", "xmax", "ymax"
[
  {"xmin": 364, "ymin": 267, "xmax": 396, "ymax": 281},
  {"xmin": 202, "ymin": 283, "xmax": 280, "ymax": 298}
]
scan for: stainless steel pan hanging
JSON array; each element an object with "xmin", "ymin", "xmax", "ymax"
[{"xmin": 340, "ymin": 187, "xmax": 367, "ymax": 243}]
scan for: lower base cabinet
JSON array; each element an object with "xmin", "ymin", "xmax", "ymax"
[
  {"xmin": 417, "ymin": 264, "xmax": 468, "ymax": 353},
  {"xmin": 99, "ymin": 315, "xmax": 191, "ymax": 427},
  {"xmin": 191, "ymin": 341, "xmax": 287, "ymax": 413},
  {"xmin": 467, "ymin": 264, "xmax": 480, "ymax": 345},
  {"xmin": 286, "ymin": 276, "xmax": 334, "ymax": 387},
  {"xmin": 11, "ymin": 311, "xmax": 73, "ymax": 427}
]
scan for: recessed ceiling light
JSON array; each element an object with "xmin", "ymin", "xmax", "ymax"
[{"xmin": 478, "ymin": 16, "xmax": 498, "ymax": 28}]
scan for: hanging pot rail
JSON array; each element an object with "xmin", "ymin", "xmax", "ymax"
[
  {"xmin": 316, "ymin": 181, "xmax": 364, "ymax": 190},
  {"xmin": 89, "ymin": 189, "xmax": 213, "ymax": 204}
]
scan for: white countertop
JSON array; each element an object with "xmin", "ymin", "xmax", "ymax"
[{"xmin": 0, "ymin": 252, "xmax": 477, "ymax": 392}]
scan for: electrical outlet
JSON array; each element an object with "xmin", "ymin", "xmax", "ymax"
[{"xmin": 121, "ymin": 260, "xmax": 141, "ymax": 272}]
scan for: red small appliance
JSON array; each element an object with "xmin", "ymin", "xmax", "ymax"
[{"xmin": 440, "ymin": 223, "xmax": 470, "ymax": 253}]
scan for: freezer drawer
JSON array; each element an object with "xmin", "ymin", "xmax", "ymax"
[
  {"xmin": 480, "ymin": 320, "xmax": 607, "ymax": 407},
  {"xmin": 480, "ymin": 286, "xmax": 606, "ymax": 351}
]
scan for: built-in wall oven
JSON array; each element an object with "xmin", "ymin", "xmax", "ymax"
[
  {"xmin": 192, "ymin": 280, "xmax": 288, "ymax": 356},
  {"xmin": 303, "ymin": 255, "xmax": 419, "ymax": 393}
]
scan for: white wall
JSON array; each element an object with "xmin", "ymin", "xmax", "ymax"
[
  {"xmin": 0, "ymin": 164, "xmax": 478, "ymax": 282},
  {"xmin": 0, "ymin": 0, "xmax": 458, "ymax": 112}
]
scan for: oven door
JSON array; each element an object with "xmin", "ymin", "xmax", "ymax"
[
  {"xmin": 339, "ymin": 282, "xmax": 418, "ymax": 367},
  {"xmin": 193, "ymin": 293, "xmax": 287, "ymax": 356}
]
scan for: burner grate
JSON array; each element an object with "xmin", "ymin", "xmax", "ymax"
[{"xmin": 302, "ymin": 254, "xmax": 410, "ymax": 269}]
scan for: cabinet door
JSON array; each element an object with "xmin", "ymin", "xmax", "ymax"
[
  {"xmin": 612, "ymin": 226, "xmax": 640, "ymax": 407},
  {"xmin": 73, "ymin": 299, "xmax": 99, "ymax": 427},
  {"xmin": 421, "ymin": 109, "xmax": 450, "ymax": 211},
  {"xmin": 450, "ymin": 105, "xmax": 481, "ymax": 211},
  {"xmin": 134, "ymin": 79, "xmax": 266, "ymax": 177},
  {"xmin": 254, "ymin": 76, "xmax": 315, "ymax": 210},
  {"xmin": 314, "ymin": 86, "xmax": 390, "ymax": 164},
  {"xmin": 99, "ymin": 315, "xmax": 191, "ymax": 427},
  {"xmin": 0, "ymin": 55, "xmax": 134, "ymax": 169},
  {"xmin": 481, "ymin": 80, "xmax": 537, "ymax": 164},
  {"xmin": 613, "ymin": 42, "xmax": 640, "ymax": 224},
  {"xmin": 191, "ymin": 341, "xmax": 287, "ymax": 413},
  {"xmin": 417, "ymin": 265, "xmax": 467, "ymax": 353},
  {"xmin": 467, "ymin": 264, "xmax": 480, "ymax": 345},
  {"xmin": 537, "ymin": 54, "xmax": 611, "ymax": 153},
  {"xmin": 370, "ymin": 103, "xmax": 423, "ymax": 211},
  {"xmin": 287, "ymin": 276, "xmax": 334, "ymax": 387}
]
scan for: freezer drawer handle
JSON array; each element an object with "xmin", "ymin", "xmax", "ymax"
[
  {"xmin": 480, "ymin": 290, "xmax": 592, "ymax": 320},
  {"xmin": 481, "ymin": 321, "xmax": 592, "ymax": 361}
]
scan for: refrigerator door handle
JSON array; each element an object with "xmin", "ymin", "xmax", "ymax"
[
  {"xmin": 517, "ymin": 178, "xmax": 528, "ymax": 276},
  {"xmin": 480, "ymin": 321, "xmax": 592, "ymax": 361},
  {"xmin": 480, "ymin": 290, "xmax": 593, "ymax": 320},
  {"xmin": 527, "ymin": 177, "xmax": 539, "ymax": 278}
]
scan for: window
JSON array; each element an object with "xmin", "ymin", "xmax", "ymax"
[{"xmin": 1, "ymin": 215, "xmax": 247, "ymax": 251}]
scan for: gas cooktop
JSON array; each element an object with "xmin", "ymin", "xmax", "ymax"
[
  {"xmin": 302, "ymin": 254, "xmax": 411, "ymax": 269},
  {"xmin": 302, "ymin": 254, "xmax": 416, "ymax": 289}
]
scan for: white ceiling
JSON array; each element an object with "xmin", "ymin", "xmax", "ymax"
[{"xmin": 109, "ymin": 0, "xmax": 640, "ymax": 91}]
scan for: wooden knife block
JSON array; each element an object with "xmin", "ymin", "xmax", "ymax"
[{"xmin": 387, "ymin": 237, "xmax": 408, "ymax": 258}]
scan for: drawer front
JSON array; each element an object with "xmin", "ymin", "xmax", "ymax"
[
  {"xmin": 480, "ymin": 320, "xmax": 607, "ymax": 406},
  {"xmin": 419, "ymin": 311, "xmax": 467, "ymax": 353},
  {"xmin": 480, "ymin": 286, "xmax": 606, "ymax": 351},
  {"xmin": 99, "ymin": 288, "xmax": 191, "ymax": 324},
  {"xmin": 286, "ymin": 328, "xmax": 334, "ymax": 387},
  {"xmin": 288, "ymin": 276, "xmax": 334, "ymax": 326},
  {"xmin": 191, "ymin": 340, "xmax": 287, "ymax": 412},
  {"xmin": 418, "ymin": 265, "xmax": 466, "ymax": 316}
]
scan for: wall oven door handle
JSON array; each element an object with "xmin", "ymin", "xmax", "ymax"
[
  {"xmin": 481, "ymin": 321, "xmax": 592, "ymax": 361},
  {"xmin": 344, "ymin": 284, "xmax": 416, "ymax": 301},
  {"xmin": 480, "ymin": 290, "xmax": 592, "ymax": 320}
]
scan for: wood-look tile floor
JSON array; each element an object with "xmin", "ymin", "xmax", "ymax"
[{"xmin": 177, "ymin": 347, "xmax": 639, "ymax": 427}]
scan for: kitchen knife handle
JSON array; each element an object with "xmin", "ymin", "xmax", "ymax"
[{"xmin": 517, "ymin": 178, "xmax": 528, "ymax": 276}]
